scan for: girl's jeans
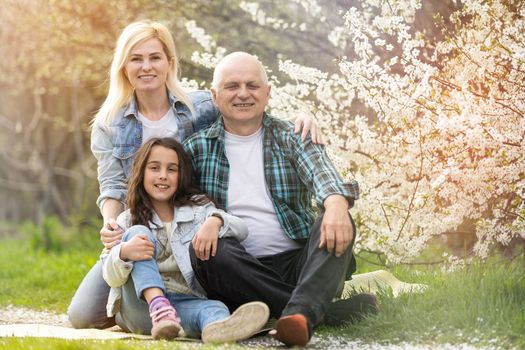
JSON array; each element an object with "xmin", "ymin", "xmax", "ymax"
[
  {"xmin": 69, "ymin": 225, "xmax": 230, "ymax": 337},
  {"xmin": 68, "ymin": 259, "xmax": 116, "ymax": 329}
]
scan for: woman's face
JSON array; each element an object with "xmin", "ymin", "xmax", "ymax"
[{"xmin": 124, "ymin": 38, "xmax": 171, "ymax": 94}]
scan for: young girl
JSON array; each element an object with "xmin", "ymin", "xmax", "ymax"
[{"xmin": 102, "ymin": 137, "xmax": 269, "ymax": 342}]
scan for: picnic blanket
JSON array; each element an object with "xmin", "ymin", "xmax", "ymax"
[
  {"xmin": 0, "ymin": 324, "xmax": 153, "ymax": 340},
  {"xmin": 0, "ymin": 270, "xmax": 427, "ymax": 340},
  {"xmin": 342, "ymin": 269, "xmax": 428, "ymax": 298}
]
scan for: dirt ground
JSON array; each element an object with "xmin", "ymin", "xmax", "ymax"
[
  {"xmin": 0, "ymin": 305, "xmax": 69, "ymax": 327},
  {"xmin": 0, "ymin": 305, "xmax": 502, "ymax": 350}
]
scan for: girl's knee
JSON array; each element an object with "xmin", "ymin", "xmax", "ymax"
[{"xmin": 123, "ymin": 225, "xmax": 154, "ymax": 242}]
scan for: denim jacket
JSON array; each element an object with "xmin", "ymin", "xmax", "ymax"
[
  {"xmin": 102, "ymin": 201, "xmax": 248, "ymax": 317},
  {"xmin": 91, "ymin": 90, "xmax": 218, "ymax": 209}
]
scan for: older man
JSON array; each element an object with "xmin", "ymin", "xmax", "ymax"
[{"xmin": 184, "ymin": 52, "xmax": 377, "ymax": 346}]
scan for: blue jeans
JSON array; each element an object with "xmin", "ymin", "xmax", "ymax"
[
  {"xmin": 68, "ymin": 259, "xmax": 116, "ymax": 329},
  {"xmin": 118, "ymin": 225, "xmax": 230, "ymax": 337}
]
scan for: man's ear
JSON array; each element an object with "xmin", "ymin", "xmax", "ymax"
[{"xmin": 210, "ymin": 88, "xmax": 219, "ymax": 107}]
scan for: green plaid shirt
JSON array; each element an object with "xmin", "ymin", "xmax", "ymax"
[{"xmin": 183, "ymin": 113, "xmax": 359, "ymax": 240}]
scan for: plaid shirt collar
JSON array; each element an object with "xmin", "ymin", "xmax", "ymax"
[{"xmin": 202, "ymin": 113, "xmax": 271, "ymax": 139}]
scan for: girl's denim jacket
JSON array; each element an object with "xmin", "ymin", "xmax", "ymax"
[
  {"xmin": 102, "ymin": 200, "xmax": 248, "ymax": 317},
  {"xmin": 91, "ymin": 90, "xmax": 218, "ymax": 209}
]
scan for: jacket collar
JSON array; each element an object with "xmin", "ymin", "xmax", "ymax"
[
  {"xmin": 123, "ymin": 90, "xmax": 180, "ymax": 120},
  {"xmin": 149, "ymin": 205, "xmax": 194, "ymax": 228}
]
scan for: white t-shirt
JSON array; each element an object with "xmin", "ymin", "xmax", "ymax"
[
  {"xmin": 224, "ymin": 128, "xmax": 301, "ymax": 257},
  {"xmin": 137, "ymin": 109, "xmax": 178, "ymax": 144}
]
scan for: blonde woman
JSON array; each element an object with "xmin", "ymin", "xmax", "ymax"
[{"xmin": 68, "ymin": 20, "xmax": 318, "ymax": 332}]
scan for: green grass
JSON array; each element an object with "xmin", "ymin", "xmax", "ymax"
[
  {"xmin": 1, "ymin": 236, "xmax": 524, "ymax": 349},
  {"xmin": 331, "ymin": 257, "xmax": 525, "ymax": 349},
  {"xmin": 0, "ymin": 237, "xmax": 100, "ymax": 312}
]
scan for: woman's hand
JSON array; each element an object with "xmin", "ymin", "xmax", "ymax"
[
  {"xmin": 120, "ymin": 234, "xmax": 154, "ymax": 261},
  {"xmin": 294, "ymin": 115, "xmax": 323, "ymax": 144},
  {"xmin": 100, "ymin": 218, "xmax": 124, "ymax": 249},
  {"xmin": 192, "ymin": 216, "xmax": 223, "ymax": 261}
]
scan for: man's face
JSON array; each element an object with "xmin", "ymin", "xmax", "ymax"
[{"xmin": 211, "ymin": 55, "xmax": 271, "ymax": 133}]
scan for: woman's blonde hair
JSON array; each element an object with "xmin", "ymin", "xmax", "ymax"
[{"xmin": 95, "ymin": 20, "xmax": 193, "ymax": 126}]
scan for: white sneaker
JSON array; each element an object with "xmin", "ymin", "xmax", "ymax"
[{"xmin": 201, "ymin": 301, "xmax": 270, "ymax": 343}]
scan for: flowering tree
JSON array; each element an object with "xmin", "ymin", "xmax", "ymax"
[
  {"xmin": 186, "ymin": 0, "xmax": 525, "ymax": 263},
  {"xmin": 1, "ymin": 0, "xmax": 522, "ymax": 262}
]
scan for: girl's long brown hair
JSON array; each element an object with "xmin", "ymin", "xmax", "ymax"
[{"xmin": 127, "ymin": 137, "xmax": 210, "ymax": 227}]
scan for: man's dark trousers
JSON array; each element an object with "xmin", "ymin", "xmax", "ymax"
[{"xmin": 189, "ymin": 214, "xmax": 357, "ymax": 328}]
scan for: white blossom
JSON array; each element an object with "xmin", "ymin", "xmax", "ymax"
[
  {"xmin": 185, "ymin": 20, "xmax": 216, "ymax": 52},
  {"xmin": 187, "ymin": 0, "xmax": 525, "ymax": 263}
]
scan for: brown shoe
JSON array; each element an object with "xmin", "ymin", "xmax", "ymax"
[{"xmin": 272, "ymin": 314, "xmax": 310, "ymax": 347}]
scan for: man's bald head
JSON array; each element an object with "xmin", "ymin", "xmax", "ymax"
[{"xmin": 212, "ymin": 52, "xmax": 268, "ymax": 89}]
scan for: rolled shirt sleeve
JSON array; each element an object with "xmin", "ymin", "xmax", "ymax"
[
  {"xmin": 91, "ymin": 121, "xmax": 128, "ymax": 209},
  {"xmin": 203, "ymin": 202, "xmax": 248, "ymax": 242}
]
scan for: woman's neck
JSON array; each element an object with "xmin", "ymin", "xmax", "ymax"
[{"xmin": 135, "ymin": 90, "xmax": 171, "ymax": 121}]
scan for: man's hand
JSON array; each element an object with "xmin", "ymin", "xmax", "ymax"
[
  {"xmin": 120, "ymin": 234, "xmax": 154, "ymax": 261},
  {"xmin": 192, "ymin": 216, "xmax": 223, "ymax": 261},
  {"xmin": 100, "ymin": 218, "xmax": 124, "ymax": 249},
  {"xmin": 319, "ymin": 195, "xmax": 353, "ymax": 257},
  {"xmin": 294, "ymin": 115, "xmax": 323, "ymax": 144}
]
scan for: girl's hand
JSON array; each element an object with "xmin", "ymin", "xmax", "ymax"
[
  {"xmin": 100, "ymin": 219, "xmax": 124, "ymax": 250},
  {"xmin": 120, "ymin": 234, "xmax": 154, "ymax": 261},
  {"xmin": 192, "ymin": 216, "xmax": 222, "ymax": 261},
  {"xmin": 294, "ymin": 115, "xmax": 323, "ymax": 144}
]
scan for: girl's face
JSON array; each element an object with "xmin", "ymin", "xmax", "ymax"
[
  {"xmin": 143, "ymin": 145, "xmax": 179, "ymax": 207},
  {"xmin": 124, "ymin": 38, "xmax": 171, "ymax": 94}
]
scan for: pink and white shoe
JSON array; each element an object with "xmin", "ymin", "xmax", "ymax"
[{"xmin": 149, "ymin": 298, "xmax": 181, "ymax": 340}]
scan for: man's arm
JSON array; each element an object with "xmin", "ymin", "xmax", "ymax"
[
  {"xmin": 287, "ymin": 130, "xmax": 358, "ymax": 256},
  {"xmin": 289, "ymin": 135, "xmax": 358, "ymax": 209}
]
